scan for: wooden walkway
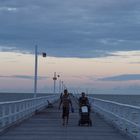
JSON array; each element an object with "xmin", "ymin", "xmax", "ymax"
[{"xmin": 0, "ymin": 98, "xmax": 130, "ymax": 140}]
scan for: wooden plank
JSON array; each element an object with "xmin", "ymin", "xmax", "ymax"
[{"xmin": 0, "ymin": 99, "xmax": 131, "ymax": 140}]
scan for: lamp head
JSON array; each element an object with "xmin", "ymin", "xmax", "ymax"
[{"xmin": 42, "ymin": 52, "xmax": 47, "ymax": 57}]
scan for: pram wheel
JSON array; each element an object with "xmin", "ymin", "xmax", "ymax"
[
  {"xmin": 78, "ymin": 119, "xmax": 92, "ymax": 127},
  {"xmin": 78, "ymin": 120, "xmax": 81, "ymax": 126},
  {"xmin": 89, "ymin": 119, "xmax": 92, "ymax": 126}
]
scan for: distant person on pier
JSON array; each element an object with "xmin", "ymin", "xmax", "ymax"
[{"xmin": 59, "ymin": 89, "xmax": 73, "ymax": 126}]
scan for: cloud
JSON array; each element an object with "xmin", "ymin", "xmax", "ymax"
[
  {"xmin": 99, "ymin": 74, "xmax": 140, "ymax": 81},
  {"xmin": 0, "ymin": 0, "xmax": 140, "ymax": 58},
  {"xmin": 0, "ymin": 7, "xmax": 17, "ymax": 12},
  {"xmin": 0, "ymin": 75, "xmax": 48, "ymax": 80}
]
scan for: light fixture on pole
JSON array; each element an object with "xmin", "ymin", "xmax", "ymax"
[{"xmin": 34, "ymin": 45, "xmax": 46, "ymax": 98}]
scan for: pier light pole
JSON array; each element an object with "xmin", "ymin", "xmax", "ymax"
[
  {"xmin": 59, "ymin": 79, "xmax": 62, "ymax": 94},
  {"xmin": 57, "ymin": 74, "xmax": 61, "ymax": 94},
  {"xmin": 34, "ymin": 45, "xmax": 46, "ymax": 98},
  {"xmin": 53, "ymin": 73, "xmax": 61, "ymax": 94},
  {"xmin": 61, "ymin": 81, "xmax": 65, "ymax": 92},
  {"xmin": 34, "ymin": 45, "xmax": 38, "ymax": 98},
  {"xmin": 53, "ymin": 72, "xmax": 57, "ymax": 94}
]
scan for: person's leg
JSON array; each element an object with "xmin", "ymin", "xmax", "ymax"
[
  {"xmin": 66, "ymin": 108, "xmax": 69, "ymax": 125},
  {"xmin": 63, "ymin": 117, "xmax": 65, "ymax": 126},
  {"xmin": 66, "ymin": 114, "xmax": 69, "ymax": 125},
  {"xmin": 63, "ymin": 107, "xmax": 68, "ymax": 126},
  {"xmin": 62, "ymin": 107, "xmax": 65, "ymax": 126}
]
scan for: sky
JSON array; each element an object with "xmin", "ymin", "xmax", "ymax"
[{"xmin": 0, "ymin": 0, "xmax": 140, "ymax": 94}]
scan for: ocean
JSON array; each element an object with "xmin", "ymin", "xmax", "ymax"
[
  {"xmin": 90, "ymin": 94, "xmax": 140, "ymax": 107},
  {"xmin": 0, "ymin": 93, "xmax": 52, "ymax": 102},
  {"xmin": 0, "ymin": 93, "xmax": 140, "ymax": 107}
]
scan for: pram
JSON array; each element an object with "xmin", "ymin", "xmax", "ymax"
[{"xmin": 78, "ymin": 105, "xmax": 92, "ymax": 126}]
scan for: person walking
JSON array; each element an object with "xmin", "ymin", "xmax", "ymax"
[{"xmin": 59, "ymin": 89, "xmax": 72, "ymax": 126}]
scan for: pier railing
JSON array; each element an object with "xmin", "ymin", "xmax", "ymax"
[
  {"xmin": 89, "ymin": 97, "xmax": 140, "ymax": 140},
  {"xmin": 0, "ymin": 95, "xmax": 58, "ymax": 132}
]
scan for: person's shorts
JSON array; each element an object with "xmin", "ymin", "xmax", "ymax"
[{"xmin": 62, "ymin": 107, "xmax": 69, "ymax": 118}]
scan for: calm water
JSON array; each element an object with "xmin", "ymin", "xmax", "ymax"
[
  {"xmin": 0, "ymin": 93, "xmax": 140, "ymax": 107},
  {"xmin": 90, "ymin": 94, "xmax": 140, "ymax": 107},
  {"xmin": 0, "ymin": 93, "xmax": 52, "ymax": 102}
]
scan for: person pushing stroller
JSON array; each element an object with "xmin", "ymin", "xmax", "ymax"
[
  {"xmin": 78, "ymin": 92, "xmax": 92, "ymax": 126},
  {"xmin": 79, "ymin": 92, "xmax": 90, "ymax": 111}
]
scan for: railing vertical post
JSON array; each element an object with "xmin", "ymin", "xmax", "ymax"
[
  {"xmin": 19, "ymin": 103, "xmax": 22, "ymax": 118},
  {"xmin": 0, "ymin": 95, "xmax": 58, "ymax": 132},
  {"xmin": 2, "ymin": 105, "xmax": 6, "ymax": 127},
  {"xmin": 9, "ymin": 104, "xmax": 12, "ymax": 124},
  {"xmin": 89, "ymin": 97, "xmax": 140, "ymax": 140}
]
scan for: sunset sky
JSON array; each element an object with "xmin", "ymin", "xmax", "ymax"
[{"xmin": 0, "ymin": 0, "xmax": 140, "ymax": 94}]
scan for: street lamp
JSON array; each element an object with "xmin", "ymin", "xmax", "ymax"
[
  {"xmin": 34, "ymin": 45, "xmax": 46, "ymax": 98},
  {"xmin": 59, "ymin": 79, "xmax": 62, "ymax": 94},
  {"xmin": 56, "ymin": 75, "xmax": 62, "ymax": 94},
  {"xmin": 61, "ymin": 81, "xmax": 66, "ymax": 92},
  {"xmin": 53, "ymin": 73, "xmax": 61, "ymax": 94},
  {"xmin": 53, "ymin": 72, "xmax": 57, "ymax": 94}
]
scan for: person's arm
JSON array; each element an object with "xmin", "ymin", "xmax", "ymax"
[
  {"xmin": 58, "ymin": 99, "xmax": 62, "ymax": 109},
  {"xmin": 86, "ymin": 97, "xmax": 89, "ymax": 105},
  {"xmin": 70, "ymin": 99, "xmax": 72, "ymax": 108},
  {"xmin": 79, "ymin": 97, "xmax": 81, "ymax": 107},
  {"xmin": 70, "ymin": 99, "xmax": 74, "ymax": 112},
  {"xmin": 60, "ymin": 93, "xmax": 63, "ymax": 99}
]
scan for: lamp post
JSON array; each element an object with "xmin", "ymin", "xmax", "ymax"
[
  {"xmin": 59, "ymin": 80, "xmax": 62, "ymax": 94},
  {"xmin": 53, "ymin": 73, "xmax": 61, "ymax": 94},
  {"xmin": 53, "ymin": 72, "xmax": 57, "ymax": 94},
  {"xmin": 61, "ymin": 81, "xmax": 65, "ymax": 92},
  {"xmin": 56, "ymin": 74, "xmax": 61, "ymax": 94},
  {"xmin": 34, "ymin": 45, "xmax": 46, "ymax": 98},
  {"xmin": 34, "ymin": 45, "xmax": 38, "ymax": 98}
]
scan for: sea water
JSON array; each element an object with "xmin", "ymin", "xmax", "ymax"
[
  {"xmin": 90, "ymin": 94, "xmax": 140, "ymax": 106},
  {"xmin": 0, "ymin": 93, "xmax": 52, "ymax": 102},
  {"xmin": 0, "ymin": 93, "xmax": 140, "ymax": 107}
]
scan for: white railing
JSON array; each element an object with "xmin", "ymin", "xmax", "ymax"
[
  {"xmin": 89, "ymin": 97, "xmax": 140, "ymax": 140},
  {"xmin": 0, "ymin": 95, "xmax": 59, "ymax": 132}
]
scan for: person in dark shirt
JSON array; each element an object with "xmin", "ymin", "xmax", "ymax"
[
  {"xmin": 79, "ymin": 92, "xmax": 90, "ymax": 113},
  {"xmin": 59, "ymin": 89, "xmax": 72, "ymax": 126},
  {"xmin": 79, "ymin": 92, "xmax": 89, "ymax": 107}
]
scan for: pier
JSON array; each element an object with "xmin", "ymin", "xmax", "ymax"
[{"xmin": 0, "ymin": 94, "xmax": 138, "ymax": 140}]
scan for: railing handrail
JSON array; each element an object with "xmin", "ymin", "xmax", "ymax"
[
  {"xmin": 89, "ymin": 97, "xmax": 140, "ymax": 110},
  {"xmin": 89, "ymin": 96, "xmax": 140, "ymax": 140},
  {"xmin": 0, "ymin": 94, "xmax": 59, "ymax": 132}
]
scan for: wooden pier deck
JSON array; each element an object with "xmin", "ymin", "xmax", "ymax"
[{"xmin": 0, "ymin": 99, "xmax": 130, "ymax": 140}]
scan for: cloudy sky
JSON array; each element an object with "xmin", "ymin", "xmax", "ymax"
[{"xmin": 0, "ymin": 0, "xmax": 140, "ymax": 94}]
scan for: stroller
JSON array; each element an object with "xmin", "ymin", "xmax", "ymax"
[{"xmin": 78, "ymin": 105, "xmax": 92, "ymax": 126}]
